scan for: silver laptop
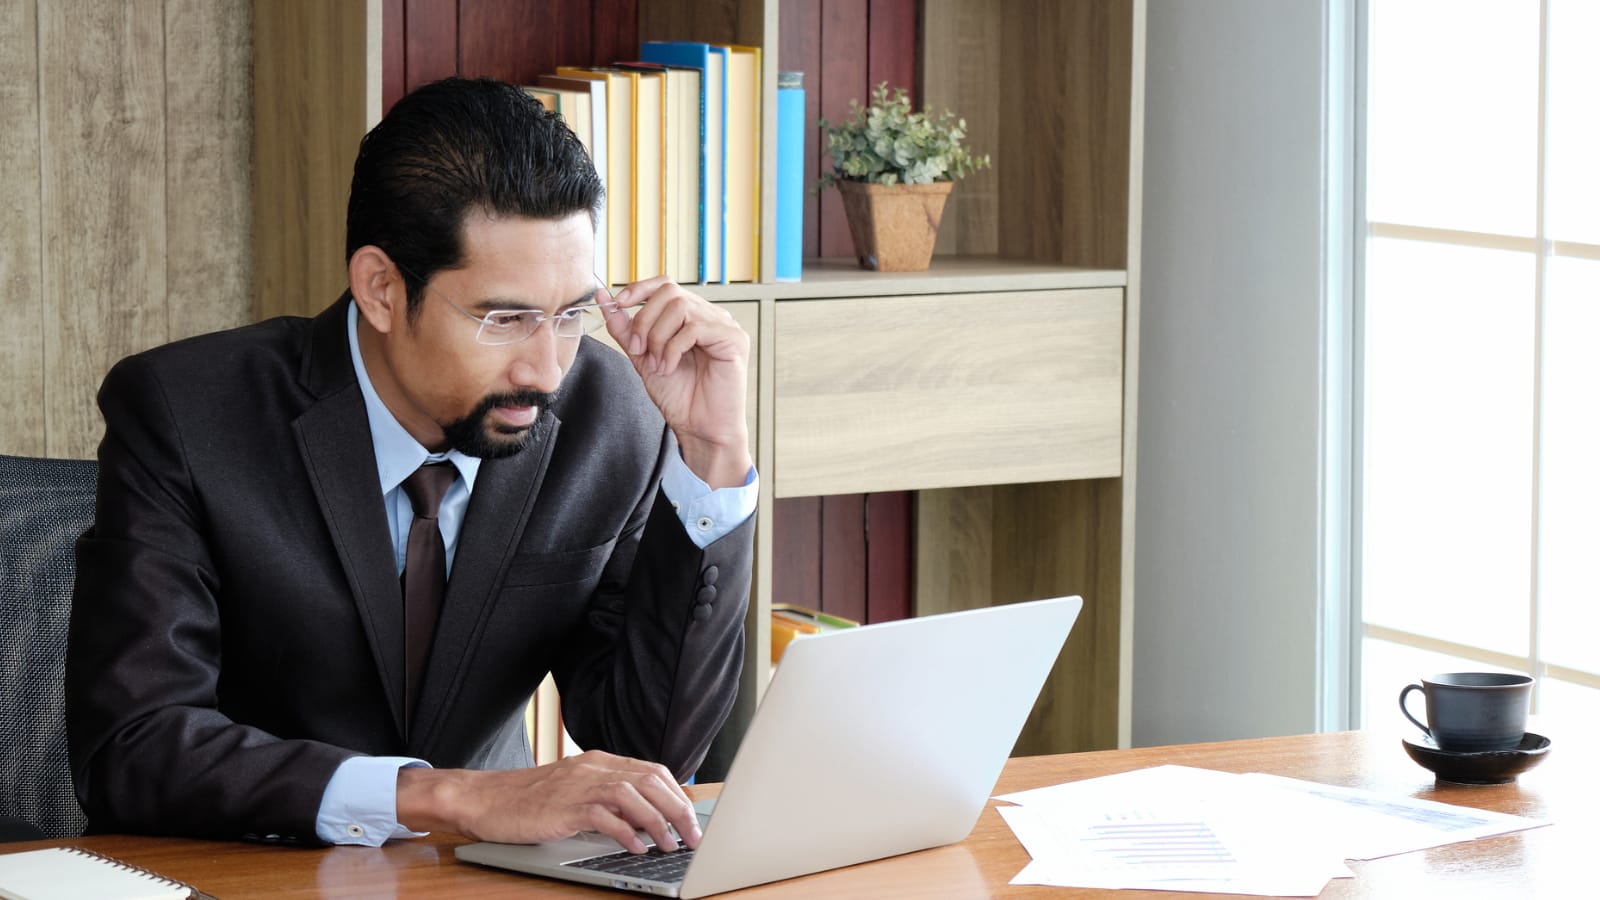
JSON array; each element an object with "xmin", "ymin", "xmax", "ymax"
[{"xmin": 456, "ymin": 595, "xmax": 1082, "ymax": 898}]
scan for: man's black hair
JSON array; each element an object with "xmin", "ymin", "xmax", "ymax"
[{"xmin": 344, "ymin": 77, "xmax": 603, "ymax": 320}]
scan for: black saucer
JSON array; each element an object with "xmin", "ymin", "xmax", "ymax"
[{"xmin": 1401, "ymin": 732, "xmax": 1551, "ymax": 785}]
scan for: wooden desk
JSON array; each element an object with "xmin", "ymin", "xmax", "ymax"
[{"xmin": 8, "ymin": 731, "xmax": 1586, "ymax": 898}]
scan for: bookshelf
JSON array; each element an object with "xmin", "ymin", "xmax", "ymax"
[{"xmin": 251, "ymin": 0, "xmax": 1144, "ymax": 765}]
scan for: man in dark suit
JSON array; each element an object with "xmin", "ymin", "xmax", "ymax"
[{"xmin": 66, "ymin": 78, "xmax": 754, "ymax": 854}]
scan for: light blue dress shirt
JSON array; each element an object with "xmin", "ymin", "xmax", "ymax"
[{"xmin": 315, "ymin": 302, "xmax": 757, "ymax": 845}]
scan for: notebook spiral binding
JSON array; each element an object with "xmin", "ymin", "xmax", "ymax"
[{"xmin": 60, "ymin": 847, "xmax": 213, "ymax": 900}]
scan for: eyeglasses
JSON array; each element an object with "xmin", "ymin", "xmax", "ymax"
[{"xmin": 395, "ymin": 260, "xmax": 613, "ymax": 346}]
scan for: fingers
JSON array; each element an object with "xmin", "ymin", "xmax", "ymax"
[
  {"xmin": 607, "ymin": 279, "xmax": 744, "ymax": 378},
  {"xmin": 563, "ymin": 753, "xmax": 700, "ymax": 854}
]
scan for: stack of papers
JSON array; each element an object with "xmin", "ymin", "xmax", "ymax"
[{"xmin": 995, "ymin": 765, "xmax": 1548, "ymax": 896}]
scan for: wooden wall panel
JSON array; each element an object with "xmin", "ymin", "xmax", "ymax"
[
  {"xmin": 779, "ymin": 0, "xmax": 821, "ymax": 260},
  {"xmin": 819, "ymin": 493, "xmax": 867, "ymax": 623},
  {"xmin": 589, "ymin": 0, "xmax": 640, "ymax": 65},
  {"xmin": 38, "ymin": 1, "xmax": 168, "ymax": 458},
  {"xmin": 637, "ymin": 0, "xmax": 762, "ymax": 47},
  {"xmin": 816, "ymin": 0, "xmax": 867, "ymax": 259},
  {"xmin": 997, "ymin": 0, "xmax": 1132, "ymax": 267},
  {"xmin": 404, "ymin": 0, "xmax": 458, "ymax": 93},
  {"xmin": 921, "ymin": 0, "xmax": 999, "ymax": 256},
  {"xmin": 0, "ymin": 0, "xmax": 46, "ymax": 456},
  {"xmin": 772, "ymin": 497, "xmax": 822, "ymax": 609},
  {"xmin": 865, "ymin": 490, "xmax": 910, "ymax": 622},
  {"xmin": 866, "ymin": 0, "xmax": 916, "ymax": 106},
  {"xmin": 165, "ymin": 0, "xmax": 254, "ymax": 341},
  {"xmin": 254, "ymin": 0, "xmax": 373, "ymax": 321},
  {"xmin": 383, "ymin": 0, "xmax": 405, "ymax": 112}
]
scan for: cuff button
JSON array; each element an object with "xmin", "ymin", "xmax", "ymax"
[{"xmin": 346, "ymin": 824, "xmax": 365, "ymax": 838}]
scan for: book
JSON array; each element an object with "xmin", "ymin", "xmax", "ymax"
[
  {"xmin": 639, "ymin": 41, "xmax": 727, "ymax": 284},
  {"xmin": 770, "ymin": 603, "xmax": 858, "ymax": 664},
  {"xmin": 621, "ymin": 63, "xmax": 703, "ymax": 285},
  {"xmin": 535, "ymin": 75, "xmax": 609, "ymax": 282},
  {"xmin": 775, "ymin": 70, "xmax": 805, "ymax": 282},
  {"xmin": 0, "ymin": 847, "xmax": 197, "ymax": 900},
  {"xmin": 556, "ymin": 67, "xmax": 635, "ymax": 284},
  {"xmin": 716, "ymin": 44, "xmax": 761, "ymax": 282},
  {"xmin": 622, "ymin": 67, "xmax": 665, "ymax": 280}
]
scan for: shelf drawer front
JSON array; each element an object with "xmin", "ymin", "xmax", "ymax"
[
  {"xmin": 589, "ymin": 300, "xmax": 758, "ymax": 458},
  {"xmin": 775, "ymin": 289, "xmax": 1122, "ymax": 497}
]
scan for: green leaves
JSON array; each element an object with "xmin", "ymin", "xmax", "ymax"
[{"xmin": 817, "ymin": 83, "xmax": 990, "ymax": 189}]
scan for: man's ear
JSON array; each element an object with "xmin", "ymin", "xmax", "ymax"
[{"xmin": 348, "ymin": 245, "xmax": 404, "ymax": 335}]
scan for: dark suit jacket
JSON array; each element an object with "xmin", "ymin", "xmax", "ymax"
[{"xmin": 66, "ymin": 297, "xmax": 752, "ymax": 843}]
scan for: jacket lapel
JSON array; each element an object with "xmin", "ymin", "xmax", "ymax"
[
  {"xmin": 411, "ymin": 413, "xmax": 561, "ymax": 757},
  {"xmin": 292, "ymin": 298, "xmax": 409, "ymax": 739}
]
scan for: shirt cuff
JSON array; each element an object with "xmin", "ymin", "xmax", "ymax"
[
  {"xmin": 315, "ymin": 756, "xmax": 433, "ymax": 846},
  {"xmin": 660, "ymin": 454, "xmax": 758, "ymax": 549}
]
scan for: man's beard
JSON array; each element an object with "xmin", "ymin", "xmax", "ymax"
[{"xmin": 440, "ymin": 390, "xmax": 555, "ymax": 459}]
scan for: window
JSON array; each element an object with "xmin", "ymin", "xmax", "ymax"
[{"xmin": 1361, "ymin": 0, "xmax": 1600, "ymax": 732}]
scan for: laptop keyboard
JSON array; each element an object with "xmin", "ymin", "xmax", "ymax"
[{"xmin": 564, "ymin": 846, "xmax": 696, "ymax": 882}]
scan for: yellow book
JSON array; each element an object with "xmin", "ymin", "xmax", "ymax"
[
  {"xmin": 536, "ymin": 74, "xmax": 609, "ymax": 283},
  {"xmin": 556, "ymin": 67, "xmax": 634, "ymax": 284},
  {"xmin": 716, "ymin": 44, "xmax": 761, "ymax": 282},
  {"xmin": 625, "ymin": 68, "xmax": 666, "ymax": 280}
]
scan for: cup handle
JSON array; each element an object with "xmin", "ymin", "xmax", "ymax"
[{"xmin": 1398, "ymin": 683, "xmax": 1431, "ymax": 739}]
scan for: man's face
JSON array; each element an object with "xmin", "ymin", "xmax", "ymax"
[{"xmin": 372, "ymin": 210, "xmax": 596, "ymax": 458}]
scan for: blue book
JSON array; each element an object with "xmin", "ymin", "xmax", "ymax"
[
  {"xmin": 639, "ymin": 41, "xmax": 727, "ymax": 284},
  {"xmin": 775, "ymin": 71, "xmax": 805, "ymax": 282}
]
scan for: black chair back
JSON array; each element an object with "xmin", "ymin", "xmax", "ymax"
[{"xmin": 0, "ymin": 454, "xmax": 96, "ymax": 839}]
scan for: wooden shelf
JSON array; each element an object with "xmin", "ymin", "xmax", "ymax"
[{"xmin": 685, "ymin": 257, "xmax": 1126, "ymax": 302}]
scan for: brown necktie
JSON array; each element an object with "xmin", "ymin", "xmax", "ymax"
[{"xmin": 401, "ymin": 461, "xmax": 457, "ymax": 733}]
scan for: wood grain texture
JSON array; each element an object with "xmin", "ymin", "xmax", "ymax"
[
  {"xmin": 0, "ymin": 0, "xmax": 46, "ymax": 456},
  {"xmin": 458, "ymin": 0, "xmax": 589, "ymax": 83},
  {"xmin": 253, "ymin": 0, "xmax": 376, "ymax": 320},
  {"xmin": 867, "ymin": 0, "xmax": 916, "ymax": 104},
  {"xmin": 997, "ymin": 0, "xmax": 1132, "ymax": 267},
  {"xmin": 404, "ymin": 0, "xmax": 457, "ymax": 93},
  {"xmin": 992, "ymin": 478, "xmax": 1123, "ymax": 753},
  {"xmin": 819, "ymin": 493, "xmax": 866, "ymax": 622},
  {"xmin": 382, "ymin": 0, "xmax": 405, "ymax": 112},
  {"xmin": 816, "ymin": 0, "xmax": 867, "ymax": 259},
  {"xmin": 38, "ymin": 0, "xmax": 168, "ymax": 458},
  {"xmin": 778, "ymin": 0, "xmax": 821, "ymax": 259},
  {"xmin": 165, "ymin": 0, "xmax": 253, "ymax": 342},
  {"xmin": 637, "ymin": 0, "xmax": 760, "ymax": 45},
  {"xmin": 774, "ymin": 289, "xmax": 1123, "ymax": 497},
  {"xmin": 921, "ymin": 0, "xmax": 999, "ymax": 256},
  {"xmin": 12, "ymin": 731, "xmax": 1592, "ymax": 897},
  {"xmin": 864, "ymin": 490, "xmax": 910, "ymax": 622},
  {"xmin": 914, "ymin": 485, "xmax": 994, "ymax": 617},
  {"xmin": 772, "ymin": 496, "xmax": 821, "ymax": 609}
]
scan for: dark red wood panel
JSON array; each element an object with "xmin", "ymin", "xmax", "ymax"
[
  {"xmin": 820, "ymin": 494, "xmax": 868, "ymax": 623},
  {"xmin": 780, "ymin": 0, "xmax": 823, "ymax": 260},
  {"xmin": 590, "ymin": 0, "xmax": 639, "ymax": 67},
  {"xmin": 383, "ymin": 0, "xmax": 406, "ymax": 113},
  {"xmin": 404, "ymin": 0, "xmax": 459, "ymax": 93},
  {"xmin": 772, "ymin": 497, "xmax": 822, "ymax": 611},
  {"xmin": 867, "ymin": 0, "xmax": 917, "ymax": 105},
  {"xmin": 817, "ymin": 0, "xmax": 869, "ymax": 259},
  {"xmin": 459, "ymin": 0, "xmax": 587, "ymax": 84},
  {"xmin": 865, "ymin": 491, "xmax": 911, "ymax": 623}
]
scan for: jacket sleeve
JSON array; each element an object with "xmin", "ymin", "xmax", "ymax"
[
  {"xmin": 66, "ymin": 356, "xmax": 354, "ymax": 843},
  {"xmin": 552, "ymin": 430, "xmax": 755, "ymax": 781}
]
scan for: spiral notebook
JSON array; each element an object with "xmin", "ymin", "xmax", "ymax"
[{"xmin": 0, "ymin": 847, "xmax": 198, "ymax": 900}]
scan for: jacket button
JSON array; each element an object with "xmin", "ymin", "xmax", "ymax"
[
  {"xmin": 691, "ymin": 603, "xmax": 712, "ymax": 622},
  {"xmin": 702, "ymin": 565, "xmax": 720, "ymax": 585},
  {"xmin": 697, "ymin": 585, "xmax": 717, "ymax": 604}
]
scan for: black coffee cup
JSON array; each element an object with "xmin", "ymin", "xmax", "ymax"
[{"xmin": 1399, "ymin": 672, "xmax": 1533, "ymax": 753}]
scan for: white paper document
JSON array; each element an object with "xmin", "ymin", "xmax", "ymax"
[{"xmin": 994, "ymin": 765, "xmax": 1548, "ymax": 896}]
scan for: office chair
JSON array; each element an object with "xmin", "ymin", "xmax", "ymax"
[{"xmin": 0, "ymin": 453, "xmax": 97, "ymax": 840}]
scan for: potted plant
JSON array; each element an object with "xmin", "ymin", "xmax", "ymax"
[{"xmin": 818, "ymin": 83, "xmax": 990, "ymax": 272}]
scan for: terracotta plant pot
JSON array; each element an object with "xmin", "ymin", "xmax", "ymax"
[{"xmin": 835, "ymin": 180, "xmax": 955, "ymax": 272}]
